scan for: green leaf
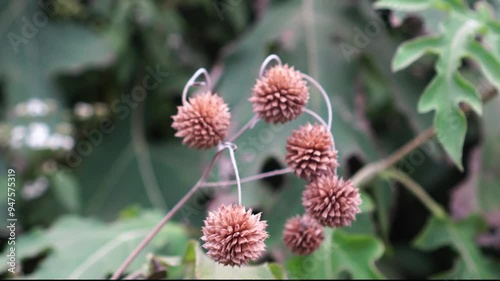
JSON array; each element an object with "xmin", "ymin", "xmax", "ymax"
[
  {"xmin": 49, "ymin": 170, "xmax": 80, "ymax": 212},
  {"xmin": 183, "ymin": 240, "xmax": 285, "ymax": 279},
  {"xmin": 286, "ymin": 229, "xmax": 385, "ymax": 279},
  {"xmin": 465, "ymin": 40, "xmax": 500, "ymax": 90},
  {"xmin": 415, "ymin": 14, "xmax": 484, "ymax": 169},
  {"xmin": 79, "ymin": 112, "xmax": 203, "ymax": 221},
  {"xmin": 360, "ymin": 191, "xmax": 375, "ymax": 213},
  {"xmin": 392, "ymin": 36, "xmax": 442, "ymax": 72},
  {"xmin": 374, "ymin": 0, "xmax": 435, "ymax": 12},
  {"xmin": 0, "ymin": 211, "xmax": 189, "ymax": 279},
  {"xmin": 372, "ymin": 178, "xmax": 395, "ymax": 246},
  {"xmin": 418, "ymin": 72, "xmax": 481, "ymax": 169},
  {"xmin": 414, "ymin": 215, "xmax": 499, "ymax": 279},
  {"xmin": 383, "ymin": 2, "xmax": 500, "ymax": 169}
]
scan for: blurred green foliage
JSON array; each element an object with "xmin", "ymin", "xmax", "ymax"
[{"xmin": 0, "ymin": 0, "xmax": 499, "ymax": 279}]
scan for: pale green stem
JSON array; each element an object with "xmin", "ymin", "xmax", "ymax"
[{"xmin": 382, "ymin": 169, "xmax": 447, "ymax": 219}]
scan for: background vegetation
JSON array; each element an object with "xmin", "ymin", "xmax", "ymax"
[{"xmin": 0, "ymin": 0, "xmax": 499, "ymax": 279}]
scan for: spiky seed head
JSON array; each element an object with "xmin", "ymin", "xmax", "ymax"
[
  {"xmin": 172, "ymin": 92, "xmax": 230, "ymax": 149},
  {"xmin": 285, "ymin": 123, "xmax": 339, "ymax": 181},
  {"xmin": 302, "ymin": 175, "xmax": 362, "ymax": 228},
  {"xmin": 283, "ymin": 214, "xmax": 324, "ymax": 255},
  {"xmin": 201, "ymin": 204, "xmax": 269, "ymax": 267},
  {"xmin": 250, "ymin": 64, "xmax": 309, "ymax": 124}
]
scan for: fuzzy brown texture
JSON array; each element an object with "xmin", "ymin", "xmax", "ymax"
[
  {"xmin": 249, "ymin": 64, "xmax": 309, "ymax": 124},
  {"xmin": 201, "ymin": 204, "xmax": 269, "ymax": 267},
  {"xmin": 302, "ymin": 175, "xmax": 362, "ymax": 228},
  {"xmin": 285, "ymin": 123, "xmax": 339, "ymax": 181},
  {"xmin": 172, "ymin": 92, "xmax": 230, "ymax": 149},
  {"xmin": 283, "ymin": 215, "xmax": 324, "ymax": 255}
]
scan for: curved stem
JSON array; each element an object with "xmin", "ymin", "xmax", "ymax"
[
  {"xmin": 201, "ymin": 168, "xmax": 291, "ymax": 188},
  {"xmin": 382, "ymin": 169, "xmax": 447, "ymax": 219},
  {"xmin": 303, "ymin": 108, "xmax": 328, "ymax": 128},
  {"xmin": 182, "ymin": 68, "xmax": 212, "ymax": 105},
  {"xmin": 222, "ymin": 142, "xmax": 242, "ymax": 205},
  {"xmin": 131, "ymin": 101, "xmax": 167, "ymax": 212},
  {"xmin": 259, "ymin": 54, "xmax": 282, "ymax": 77},
  {"xmin": 302, "ymin": 73, "xmax": 333, "ymax": 131}
]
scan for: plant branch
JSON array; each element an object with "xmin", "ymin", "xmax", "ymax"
[
  {"xmin": 351, "ymin": 84, "xmax": 497, "ymax": 187},
  {"xmin": 382, "ymin": 169, "xmax": 447, "ymax": 219},
  {"xmin": 351, "ymin": 127, "xmax": 435, "ymax": 187},
  {"xmin": 111, "ymin": 147, "xmax": 226, "ymax": 279},
  {"xmin": 201, "ymin": 168, "xmax": 292, "ymax": 188},
  {"xmin": 111, "ymin": 109, "xmax": 266, "ymax": 279}
]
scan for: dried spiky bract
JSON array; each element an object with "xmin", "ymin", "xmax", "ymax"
[
  {"xmin": 172, "ymin": 92, "xmax": 230, "ymax": 149},
  {"xmin": 250, "ymin": 64, "xmax": 309, "ymax": 124},
  {"xmin": 302, "ymin": 175, "xmax": 361, "ymax": 228},
  {"xmin": 286, "ymin": 123, "xmax": 338, "ymax": 181},
  {"xmin": 201, "ymin": 204, "xmax": 269, "ymax": 266},
  {"xmin": 283, "ymin": 215, "xmax": 324, "ymax": 255}
]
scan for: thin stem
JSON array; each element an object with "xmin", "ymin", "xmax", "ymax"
[
  {"xmin": 111, "ymin": 146, "xmax": 228, "ymax": 280},
  {"xmin": 259, "ymin": 54, "xmax": 282, "ymax": 77},
  {"xmin": 351, "ymin": 83, "xmax": 497, "ymax": 188},
  {"xmin": 131, "ymin": 99, "xmax": 167, "ymax": 212},
  {"xmin": 226, "ymin": 114, "xmax": 260, "ymax": 143},
  {"xmin": 182, "ymin": 68, "xmax": 212, "ymax": 105},
  {"xmin": 201, "ymin": 168, "xmax": 291, "ymax": 188},
  {"xmin": 302, "ymin": 73, "xmax": 333, "ymax": 131},
  {"xmin": 222, "ymin": 142, "xmax": 242, "ymax": 205},
  {"xmin": 351, "ymin": 127, "xmax": 435, "ymax": 187},
  {"xmin": 382, "ymin": 169, "xmax": 447, "ymax": 219},
  {"xmin": 303, "ymin": 108, "xmax": 328, "ymax": 128}
]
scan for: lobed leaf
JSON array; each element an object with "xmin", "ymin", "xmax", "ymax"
[
  {"xmin": 392, "ymin": 36, "xmax": 442, "ymax": 72},
  {"xmin": 286, "ymin": 229, "xmax": 385, "ymax": 279}
]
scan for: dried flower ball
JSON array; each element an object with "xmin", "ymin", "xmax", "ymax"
[
  {"xmin": 302, "ymin": 175, "xmax": 361, "ymax": 228},
  {"xmin": 286, "ymin": 123, "xmax": 339, "ymax": 181},
  {"xmin": 283, "ymin": 215, "xmax": 324, "ymax": 255},
  {"xmin": 201, "ymin": 204, "xmax": 269, "ymax": 266},
  {"xmin": 250, "ymin": 64, "xmax": 309, "ymax": 124},
  {"xmin": 172, "ymin": 92, "xmax": 230, "ymax": 149}
]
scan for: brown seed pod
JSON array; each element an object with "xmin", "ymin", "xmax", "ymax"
[
  {"xmin": 249, "ymin": 64, "xmax": 309, "ymax": 124},
  {"xmin": 302, "ymin": 175, "xmax": 362, "ymax": 228},
  {"xmin": 201, "ymin": 204, "xmax": 269, "ymax": 267},
  {"xmin": 285, "ymin": 123, "xmax": 339, "ymax": 181},
  {"xmin": 283, "ymin": 214, "xmax": 324, "ymax": 255},
  {"xmin": 171, "ymin": 92, "xmax": 230, "ymax": 149}
]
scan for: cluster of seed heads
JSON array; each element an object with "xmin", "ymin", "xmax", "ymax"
[{"xmin": 171, "ymin": 56, "xmax": 362, "ymax": 266}]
